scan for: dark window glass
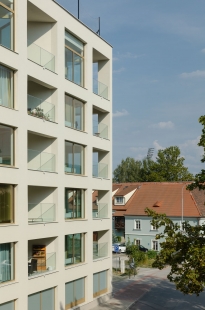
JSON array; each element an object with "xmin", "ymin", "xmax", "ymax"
[
  {"xmin": 0, "ymin": 5, "xmax": 13, "ymax": 50},
  {"xmin": 65, "ymin": 94, "xmax": 84, "ymax": 131},
  {"xmin": 0, "ymin": 243, "xmax": 14, "ymax": 283},
  {"xmin": 65, "ymin": 189, "xmax": 84, "ymax": 219},
  {"xmin": 65, "ymin": 141, "xmax": 84, "ymax": 175},
  {"xmin": 0, "ymin": 124, "xmax": 14, "ymax": 166},
  {"xmin": 0, "ymin": 184, "xmax": 14, "ymax": 223},
  {"xmin": 65, "ymin": 234, "xmax": 84, "ymax": 266}
]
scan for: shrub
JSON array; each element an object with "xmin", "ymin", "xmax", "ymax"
[{"xmin": 147, "ymin": 250, "xmax": 158, "ymax": 259}]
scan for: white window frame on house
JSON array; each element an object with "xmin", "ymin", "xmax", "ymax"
[
  {"xmin": 115, "ymin": 196, "xmax": 124, "ymax": 205},
  {"xmin": 152, "ymin": 240, "xmax": 159, "ymax": 251},
  {"xmin": 150, "ymin": 224, "xmax": 157, "ymax": 231},
  {"xmin": 134, "ymin": 239, "xmax": 141, "ymax": 246},
  {"xmin": 134, "ymin": 220, "xmax": 141, "ymax": 230}
]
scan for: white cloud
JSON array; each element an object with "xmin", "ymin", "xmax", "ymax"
[
  {"xmin": 180, "ymin": 70, "xmax": 205, "ymax": 79},
  {"xmin": 113, "ymin": 67, "xmax": 125, "ymax": 74},
  {"xmin": 151, "ymin": 121, "xmax": 175, "ymax": 129},
  {"xmin": 153, "ymin": 140, "xmax": 164, "ymax": 151},
  {"xmin": 179, "ymin": 136, "xmax": 203, "ymax": 156},
  {"xmin": 129, "ymin": 146, "xmax": 148, "ymax": 161},
  {"xmin": 113, "ymin": 109, "xmax": 129, "ymax": 118}
]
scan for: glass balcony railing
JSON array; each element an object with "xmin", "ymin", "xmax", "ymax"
[
  {"xmin": 28, "ymin": 203, "xmax": 56, "ymax": 223},
  {"xmin": 93, "ymin": 163, "xmax": 108, "ymax": 179},
  {"xmin": 93, "ymin": 122, "xmax": 108, "ymax": 139},
  {"xmin": 27, "ymin": 95, "xmax": 55, "ymax": 122},
  {"xmin": 93, "ymin": 79, "xmax": 108, "ymax": 100},
  {"xmin": 92, "ymin": 203, "xmax": 108, "ymax": 219},
  {"xmin": 27, "ymin": 41, "xmax": 55, "ymax": 73},
  {"xmin": 93, "ymin": 242, "xmax": 108, "ymax": 260},
  {"xmin": 28, "ymin": 149, "xmax": 56, "ymax": 172},
  {"xmin": 28, "ymin": 252, "xmax": 56, "ymax": 277}
]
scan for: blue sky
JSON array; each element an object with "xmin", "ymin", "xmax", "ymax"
[{"xmin": 56, "ymin": 0, "xmax": 205, "ymax": 174}]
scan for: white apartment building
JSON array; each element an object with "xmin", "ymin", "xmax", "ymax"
[{"xmin": 0, "ymin": 0, "xmax": 112, "ymax": 309}]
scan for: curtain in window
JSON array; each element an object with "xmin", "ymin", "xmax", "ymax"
[
  {"xmin": 0, "ymin": 300, "xmax": 14, "ymax": 310},
  {"xmin": 0, "ymin": 184, "xmax": 13, "ymax": 223},
  {"xmin": 65, "ymin": 95, "xmax": 73, "ymax": 127},
  {"xmin": 0, "ymin": 65, "xmax": 13, "ymax": 108},
  {"xmin": 65, "ymin": 277, "xmax": 85, "ymax": 309},
  {"xmin": 0, "ymin": 243, "xmax": 13, "ymax": 283},
  {"xmin": 0, "ymin": 124, "xmax": 14, "ymax": 165}
]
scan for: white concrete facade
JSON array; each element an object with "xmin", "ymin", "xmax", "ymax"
[{"xmin": 0, "ymin": 0, "xmax": 112, "ymax": 309}]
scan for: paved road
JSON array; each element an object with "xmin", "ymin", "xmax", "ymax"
[{"xmin": 91, "ymin": 267, "xmax": 205, "ymax": 310}]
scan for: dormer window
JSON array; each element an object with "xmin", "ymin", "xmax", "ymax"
[{"xmin": 115, "ymin": 196, "xmax": 124, "ymax": 205}]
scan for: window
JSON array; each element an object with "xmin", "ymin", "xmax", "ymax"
[
  {"xmin": 65, "ymin": 31, "xmax": 84, "ymax": 86},
  {"xmin": 65, "ymin": 188, "xmax": 85, "ymax": 219},
  {"xmin": 93, "ymin": 270, "xmax": 107, "ymax": 298},
  {"xmin": 135, "ymin": 220, "xmax": 141, "ymax": 230},
  {"xmin": 65, "ymin": 277, "xmax": 85, "ymax": 309},
  {"xmin": 0, "ymin": 242, "xmax": 14, "ymax": 283},
  {"xmin": 65, "ymin": 234, "xmax": 84, "ymax": 266},
  {"xmin": 0, "ymin": 1, "xmax": 14, "ymax": 50},
  {"xmin": 65, "ymin": 94, "xmax": 84, "ymax": 131},
  {"xmin": 115, "ymin": 197, "xmax": 124, "ymax": 205},
  {"xmin": 0, "ymin": 124, "xmax": 14, "ymax": 166},
  {"xmin": 151, "ymin": 224, "xmax": 157, "ymax": 231},
  {"xmin": 28, "ymin": 288, "xmax": 55, "ymax": 310},
  {"xmin": 0, "ymin": 300, "xmax": 15, "ymax": 310},
  {"xmin": 0, "ymin": 184, "xmax": 14, "ymax": 224},
  {"xmin": 134, "ymin": 239, "xmax": 140, "ymax": 246},
  {"xmin": 152, "ymin": 240, "xmax": 158, "ymax": 251},
  {"xmin": 65, "ymin": 141, "xmax": 84, "ymax": 175},
  {"xmin": 0, "ymin": 65, "xmax": 14, "ymax": 108}
]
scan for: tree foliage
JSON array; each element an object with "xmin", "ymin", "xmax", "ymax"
[
  {"xmin": 145, "ymin": 208, "xmax": 205, "ymax": 296},
  {"xmin": 113, "ymin": 146, "xmax": 193, "ymax": 183}
]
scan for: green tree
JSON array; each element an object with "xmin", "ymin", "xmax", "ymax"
[
  {"xmin": 113, "ymin": 146, "xmax": 193, "ymax": 182},
  {"xmin": 145, "ymin": 208, "xmax": 205, "ymax": 296}
]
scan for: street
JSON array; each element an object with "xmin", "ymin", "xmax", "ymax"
[{"xmin": 91, "ymin": 266, "xmax": 205, "ymax": 309}]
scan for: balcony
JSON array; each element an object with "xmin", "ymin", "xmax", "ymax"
[
  {"xmin": 93, "ymin": 163, "xmax": 108, "ymax": 179},
  {"xmin": 27, "ymin": 94, "xmax": 55, "ymax": 122},
  {"xmin": 28, "ymin": 41, "xmax": 55, "ymax": 72},
  {"xmin": 93, "ymin": 203, "xmax": 108, "ymax": 219},
  {"xmin": 93, "ymin": 242, "xmax": 108, "ymax": 260},
  {"xmin": 28, "ymin": 252, "xmax": 56, "ymax": 277},
  {"xmin": 93, "ymin": 79, "xmax": 108, "ymax": 100},
  {"xmin": 28, "ymin": 149, "xmax": 55, "ymax": 172},
  {"xmin": 28, "ymin": 237, "xmax": 57, "ymax": 278},
  {"xmin": 93, "ymin": 121, "xmax": 108, "ymax": 139},
  {"xmin": 28, "ymin": 203, "xmax": 56, "ymax": 223}
]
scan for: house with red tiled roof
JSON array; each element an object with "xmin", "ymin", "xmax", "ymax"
[{"xmin": 112, "ymin": 182, "xmax": 205, "ymax": 250}]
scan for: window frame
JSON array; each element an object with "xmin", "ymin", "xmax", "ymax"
[
  {"xmin": 115, "ymin": 196, "xmax": 124, "ymax": 205},
  {"xmin": 0, "ymin": 64, "xmax": 14, "ymax": 109},
  {"xmin": 65, "ymin": 93, "xmax": 85, "ymax": 131},
  {"xmin": 0, "ymin": 1, "xmax": 15, "ymax": 51},
  {"xmin": 65, "ymin": 188, "xmax": 85, "ymax": 220},
  {"xmin": 0, "ymin": 123, "xmax": 15, "ymax": 167},
  {"xmin": 134, "ymin": 220, "xmax": 141, "ymax": 230},
  {"xmin": 65, "ymin": 277, "xmax": 85, "ymax": 309},
  {"xmin": 134, "ymin": 239, "xmax": 141, "ymax": 246},
  {"xmin": 65, "ymin": 233, "xmax": 85, "ymax": 267},
  {"xmin": 93, "ymin": 270, "xmax": 108, "ymax": 298},
  {"xmin": 28, "ymin": 287, "xmax": 55, "ymax": 310},
  {"xmin": 0, "ymin": 242, "xmax": 15, "ymax": 284},
  {"xmin": 150, "ymin": 224, "xmax": 157, "ymax": 231},
  {"xmin": 65, "ymin": 31, "xmax": 84, "ymax": 87},
  {"xmin": 65, "ymin": 141, "xmax": 85, "ymax": 175},
  {"xmin": 152, "ymin": 240, "xmax": 159, "ymax": 251},
  {"xmin": 0, "ymin": 183, "xmax": 14, "ymax": 224}
]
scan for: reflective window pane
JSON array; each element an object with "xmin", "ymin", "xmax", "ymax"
[
  {"xmin": 74, "ymin": 99, "xmax": 83, "ymax": 131},
  {"xmin": 0, "ymin": 6, "xmax": 13, "ymax": 50},
  {"xmin": 93, "ymin": 270, "xmax": 108, "ymax": 297},
  {"xmin": 65, "ymin": 278, "xmax": 85, "ymax": 309},
  {"xmin": 65, "ymin": 95, "xmax": 73, "ymax": 128},
  {"xmin": 74, "ymin": 144, "xmax": 83, "ymax": 175},
  {"xmin": 0, "ymin": 243, "xmax": 14, "ymax": 283},
  {"xmin": 65, "ymin": 48, "xmax": 73, "ymax": 81},
  {"xmin": 0, "ymin": 300, "xmax": 15, "ymax": 310},
  {"xmin": 65, "ymin": 234, "xmax": 74, "ymax": 266},
  {"xmin": 0, "ymin": 124, "xmax": 14, "ymax": 166},
  {"xmin": 65, "ymin": 31, "xmax": 84, "ymax": 56},
  {"xmin": 65, "ymin": 189, "xmax": 84, "ymax": 219},
  {"xmin": 65, "ymin": 234, "xmax": 84, "ymax": 266},
  {"xmin": 65, "ymin": 141, "xmax": 73, "ymax": 173},
  {"xmin": 0, "ymin": 184, "xmax": 14, "ymax": 223},
  {"xmin": 74, "ymin": 54, "xmax": 83, "ymax": 86},
  {"xmin": 41, "ymin": 288, "xmax": 55, "ymax": 310},
  {"xmin": 0, "ymin": 65, "xmax": 13, "ymax": 108}
]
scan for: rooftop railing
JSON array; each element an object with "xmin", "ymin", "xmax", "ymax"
[
  {"xmin": 93, "ymin": 122, "xmax": 108, "ymax": 139},
  {"xmin": 93, "ymin": 162, "xmax": 108, "ymax": 179},
  {"xmin": 27, "ymin": 94, "xmax": 55, "ymax": 122},
  {"xmin": 28, "ymin": 252, "xmax": 56, "ymax": 277},
  {"xmin": 93, "ymin": 79, "xmax": 108, "ymax": 100},
  {"xmin": 27, "ymin": 41, "xmax": 55, "ymax": 73},
  {"xmin": 28, "ymin": 149, "xmax": 56, "ymax": 172},
  {"xmin": 93, "ymin": 242, "xmax": 108, "ymax": 260},
  {"xmin": 28, "ymin": 203, "xmax": 56, "ymax": 223}
]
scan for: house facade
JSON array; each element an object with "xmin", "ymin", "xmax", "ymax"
[
  {"xmin": 0, "ymin": 1, "xmax": 112, "ymax": 309},
  {"xmin": 112, "ymin": 183, "xmax": 204, "ymax": 250}
]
